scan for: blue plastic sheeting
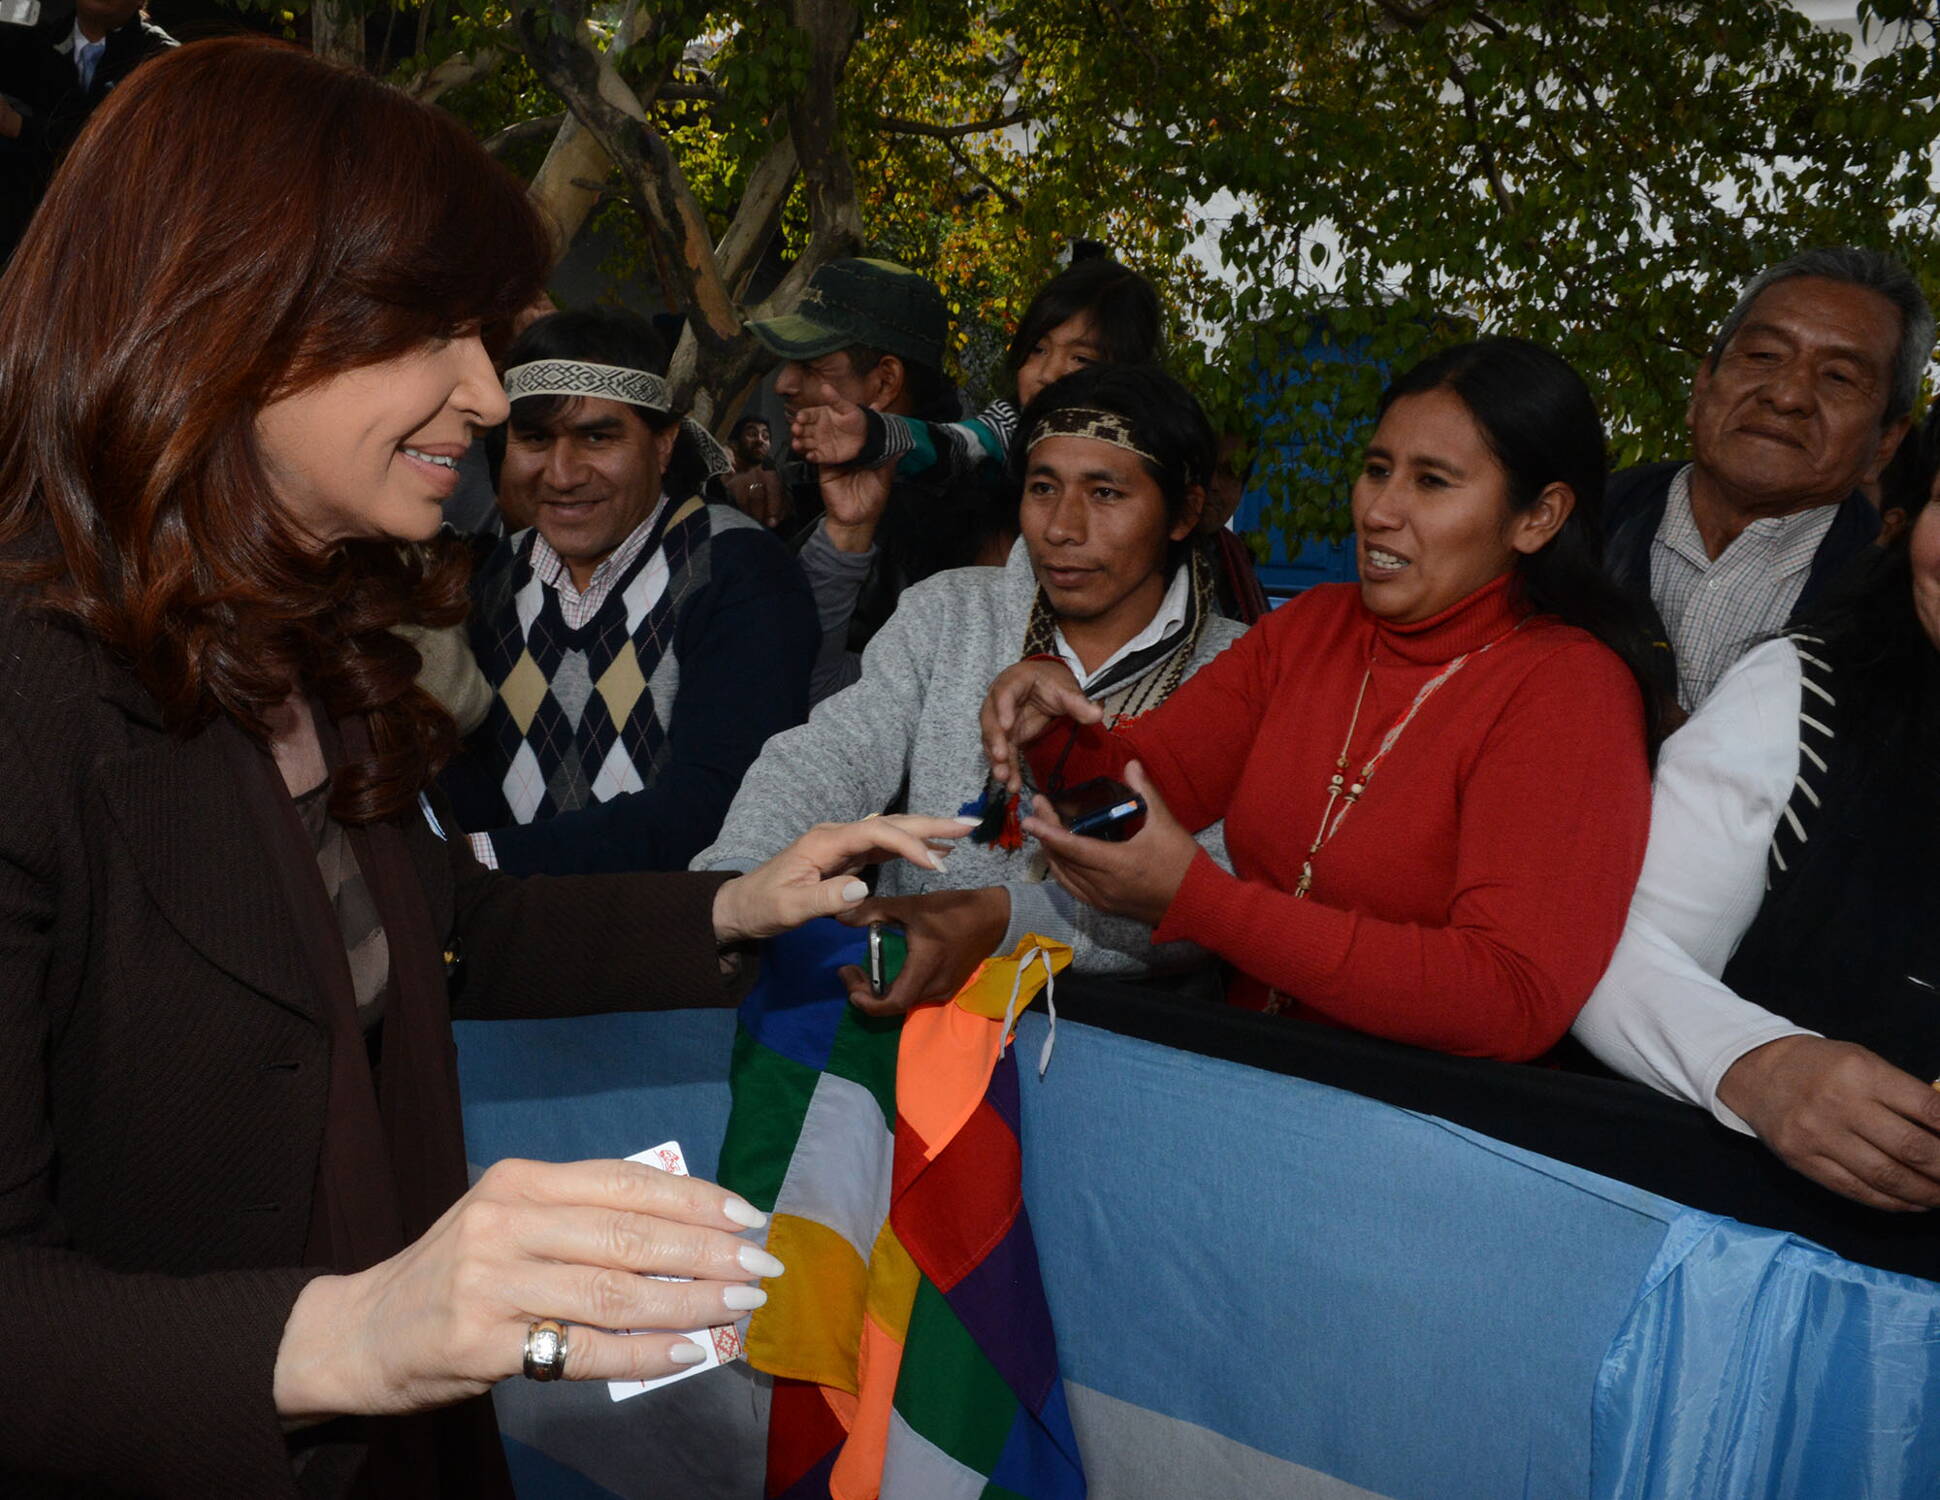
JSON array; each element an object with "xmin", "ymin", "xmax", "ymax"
[
  {"xmin": 458, "ymin": 1012, "xmax": 764, "ymax": 1500},
  {"xmin": 1010, "ymin": 1013, "xmax": 1674, "ymax": 1500},
  {"xmin": 1593, "ymin": 1211, "xmax": 1940, "ymax": 1500},
  {"xmin": 459, "ymin": 1009, "xmax": 739, "ymax": 1181},
  {"xmin": 455, "ymin": 1008, "xmax": 1940, "ymax": 1500}
]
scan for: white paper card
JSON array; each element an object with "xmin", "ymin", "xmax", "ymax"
[{"xmin": 606, "ymin": 1140, "xmax": 747, "ymax": 1402}]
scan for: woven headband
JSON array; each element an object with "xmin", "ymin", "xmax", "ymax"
[
  {"xmin": 1025, "ymin": 406, "xmax": 1159, "ymax": 468},
  {"xmin": 504, "ymin": 358, "xmax": 674, "ymax": 410},
  {"xmin": 502, "ymin": 359, "xmax": 732, "ymax": 477}
]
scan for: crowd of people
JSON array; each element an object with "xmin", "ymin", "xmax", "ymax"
[{"xmin": 1, "ymin": 33, "xmax": 1937, "ymax": 1499}]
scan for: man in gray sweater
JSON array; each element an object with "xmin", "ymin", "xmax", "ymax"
[{"xmin": 695, "ymin": 365, "xmax": 1245, "ymax": 1009}]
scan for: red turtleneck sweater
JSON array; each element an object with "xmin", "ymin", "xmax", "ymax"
[{"xmin": 1033, "ymin": 574, "xmax": 1650, "ymax": 1060}]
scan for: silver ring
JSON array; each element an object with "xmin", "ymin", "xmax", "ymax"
[{"xmin": 522, "ymin": 1319, "xmax": 568, "ymax": 1382}]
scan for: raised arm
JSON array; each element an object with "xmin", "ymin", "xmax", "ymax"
[{"xmin": 793, "ymin": 392, "xmax": 1015, "ymax": 490}]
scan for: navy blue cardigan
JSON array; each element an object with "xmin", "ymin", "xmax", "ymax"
[{"xmin": 441, "ymin": 514, "xmax": 816, "ymax": 876}]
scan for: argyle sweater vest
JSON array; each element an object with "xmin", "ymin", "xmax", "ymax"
[{"xmin": 470, "ymin": 497, "xmax": 719, "ymax": 828}]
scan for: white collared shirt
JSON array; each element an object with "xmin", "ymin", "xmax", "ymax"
[
  {"xmin": 526, "ymin": 493, "xmax": 670, "ymax": 631},
  {"xmin": 1051, "ymin": 562, "xmax": 1190, "ymax": 691},
  {"xmin": 1649, "ymin": 465, "xmax": 1838, "ymax": 710}
]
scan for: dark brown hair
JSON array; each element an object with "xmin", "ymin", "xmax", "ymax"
[
  {"xmin": 0, "ymin": 38, "xmax": 551, "ymax": 821},
  {"xmin": 1006, "ymin": 257, "xmax": 1163, "ymax": 373}
]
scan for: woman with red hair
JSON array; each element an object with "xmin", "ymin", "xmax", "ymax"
[{"xmin": 0, "ymin": 39, "xmax": 964, "ymax": 1496}]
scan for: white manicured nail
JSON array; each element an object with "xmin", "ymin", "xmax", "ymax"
[
  {"xmin": 840, "ymin": 880, "xmax": 868, "ymax": 902},
  {"xmin": 722, "ymin": 1196, "xmax": 767, "ymax": 1229},
  {"xmin": 954, "ymin": 815, "xmax": 982, "ymax": 824},
  {"xmin": 739, "ymin": 1245, "xmax": 785, "ymax": 1278},
  {"xmin": 668, "ymin": 1341, "xmax": 706, "ymax": 1365},
  {"xmin": 723, "ymin": 1285, "xmax": 768, "ymax": 1311},
  {"xmin": 929, "ymin": 852, "xmax": 948, "ymax": 871}
]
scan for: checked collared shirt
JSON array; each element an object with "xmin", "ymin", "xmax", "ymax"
[{"xmin": 1649, "ymin": 465, "xmax": 1837, "ymax": 711}]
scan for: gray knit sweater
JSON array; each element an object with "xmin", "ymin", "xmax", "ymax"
[{"xmin": 693, "ymin": 538, "xmax": 1243, "ymax": 973}]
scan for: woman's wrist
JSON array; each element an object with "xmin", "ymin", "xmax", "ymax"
[{"xmin": 273, "ymin": 1274, "xmax": 368, "ymax": 1427}]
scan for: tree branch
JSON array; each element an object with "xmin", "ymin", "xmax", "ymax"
[
  {"xmin": 483, "ymin": 112, "xmax": 566, "ymax": 156},
  {"xmin": 1096, "ymin": 0, "xmax": 1164, "ymax": 74},
  {"xmin": 684, "ymin": 0, "xmax": 865, "ymax": 422},
  {"xmin": 714, "ymin": 133, "xmax": 800, "ymax": 299},
  {"xmin": 1447, "ymin": 59, "xmax": 1516, "ymax": 216},
  {"xmin": 659, "ymin": 78, "xmax": 726, "ymax": 104},
  {"xmin": 874, "ymin": 107, "xmax": 1029, "ymax": 140},
  {"xmin": 310, "ymin": 0, "xmax": 362, "ymax": 68},
  {"xmin": 404, "ymin": 47, "xmax": 505, "ymax": 105},
  {"xmin": 518, "ymin": 0, "xmax": 748, "ymax": 407},
  {"xmin": 523, "ymin": 0, "xmax": 663, "ymax": 256},
  {"xmin": 516, "ymin": 0, "xmax": 865, "ymax": 421},
  {"xmin": 1368, "ymin": 0, "xmax": 1466, "ymax": 30},
  {"xmin": 945, "ymin": 137, "xmax": 1024, "ymax": 213}
]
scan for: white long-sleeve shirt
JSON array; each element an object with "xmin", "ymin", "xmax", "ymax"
[{"xmin": 1572, "ymin": 638, "xmax": 1819, "ymax": 1132}]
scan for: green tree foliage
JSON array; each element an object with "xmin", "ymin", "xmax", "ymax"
[
  {"xmin": 991, "ymin": 0, "xmax": 1940, "ymax": 541},
  {"xmin": 239, "ymin": 0, "xmax": 1940, "ymax": 546}
]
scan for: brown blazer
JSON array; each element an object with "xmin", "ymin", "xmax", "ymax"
[{"xmin": 0, "ymin": 590, "xmax": 738, "ymax": 1497}]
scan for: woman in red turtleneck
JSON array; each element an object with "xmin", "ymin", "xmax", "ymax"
[{"xmin": 982, "ymin": 339, "xmax": 1672, "ymax": 1061}]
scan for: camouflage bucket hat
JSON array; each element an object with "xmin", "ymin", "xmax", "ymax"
[{"xmin": 746, "ymin": 257, "xmax": 950, "ymax": 371}]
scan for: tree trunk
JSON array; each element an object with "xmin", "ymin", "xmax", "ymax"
[
  {"xmin": 527, "ymin": 113, "xmax": 616, "ymax": 260},
  {"xmin": 310, "ymin": 0, "xmax": 363, "ymax": 69},
  {"xmin": 527, "ymin": 1, "xmax": 654, "ymax": 257},
  {"xmin": 675, "ymin": 0, "xmax": 864, "ymax": 425},
  {"xmin": 514, "ymin": 0, "xmax": 865, "ymax": 424}
]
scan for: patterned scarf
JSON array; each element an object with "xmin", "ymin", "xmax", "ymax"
[{"xmin": 967, "ymin": 545, "xmax": 1216, "ymax": 848}]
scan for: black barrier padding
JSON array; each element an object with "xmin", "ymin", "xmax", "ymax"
[{"xmin": 1051, "ymin": 975, "xmax": 1940, "ymax": 1283}]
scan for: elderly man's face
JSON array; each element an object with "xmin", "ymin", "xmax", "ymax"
[{"xmin": 1689, "ymin": 276, "xmax": 1910, "ymax": 514}]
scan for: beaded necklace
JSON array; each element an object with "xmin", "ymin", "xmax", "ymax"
[{"xmin": 1292, "ymin": 620, "xmax": 1524, "ymax": 899}]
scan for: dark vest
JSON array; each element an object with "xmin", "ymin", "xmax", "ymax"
[
  {"xmin": 1604, "ymin": 462, "xmax": 1881, "ymax": 643},
  {"xmin": 1720, "ymin": 634, "xmax": 1940, "ymax": 1078}
]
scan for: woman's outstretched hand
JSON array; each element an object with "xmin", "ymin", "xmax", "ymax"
[
  {"xmin": 1020, "ymin": 761, "xmax": 1196, "ymax": 927},
  {"xmin": 980, "ymin": 659, "xmax": 1098, "ymax": 796},
  {"xmin": 711, "ymin": 814, "xmax": 978, "ymax": 945},
  {"xmin": 273, "ymin": 1158, "xmax": 778, "ymax": 1422}
]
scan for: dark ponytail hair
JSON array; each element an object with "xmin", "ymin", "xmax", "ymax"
[{"xmin": 1378, "ymin": 338, "xmax": 1676, "ymax": 752}]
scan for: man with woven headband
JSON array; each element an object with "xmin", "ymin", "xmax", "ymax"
[
  {"xmin": 695, "ymin": 363, "xmax": 1242, "ymax": 1008},
  {"xmin": 439, "ymin": 308, "xmax": 817, "ymax": 876}
]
